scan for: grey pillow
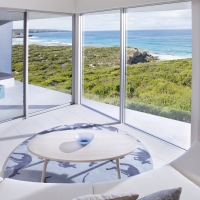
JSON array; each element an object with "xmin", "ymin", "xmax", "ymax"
[{"xmin": 138, "ymin": 187, "xmax": 182, "ymax": 200}]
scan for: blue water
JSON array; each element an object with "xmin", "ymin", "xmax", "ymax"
[
  {"xmin": 13, "ymin": 29, "xmax": 192, "ymax": 60},
  {"xmin": 126, "ymin": 30, "xmax": 192, "ymax": 59}
]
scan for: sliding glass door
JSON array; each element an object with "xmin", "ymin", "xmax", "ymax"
[
  {"xmin": 28, "ymin": 12, "xmax": 72, "ymax": 114},
  {"xmin": 82, "ymin": 10, "xmax": 120, "ymax": 120},
  {"xmin": 125, "ymin": 2, "xmax": 192, "ymax": 149},
  {"xmin": 0, "ymin": 3, "xmax": 192, "ymax": 150}
]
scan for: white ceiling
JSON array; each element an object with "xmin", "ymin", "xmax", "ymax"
[
  {"xmin": 0, "ymin": 10, "xmax": 71, "ymax": 21},
  {"xmin": 0, "ymin": 0, "xmax": 191, "ymax": 21},
  {"xmin": 0, "ymin": 10, "xmax": 23, "ymax": 21},
  {"xmin": 75, "ymin": 0, "xmax": 191, "ymax": 13}
]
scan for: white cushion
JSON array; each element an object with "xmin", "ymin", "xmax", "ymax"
[
  {"xmin": 0, "ymin": 178, "xmax": 93, "ymax": 200},
  {"xmin": 93, "ymin": 165, "xmax": 200, "ymax": 200},
  {"xmin": 170, "ymin": 140, "xmax": 200, "ymax": 187},
  {"xmin": 73, "ymin": 193, "xmax": 139, "ymax": 200}
]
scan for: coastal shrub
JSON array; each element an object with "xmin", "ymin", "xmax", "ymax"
[
  {"xmin": 12, "ymin": 45, "xmax": 192, "ymax": 123},
  {"xmin": 12, "ymin": 62, "xmax": 23, "ymax": 72},
  {"xmin": 29, "ymin": 65, "xmax": 38, "ymax": 71},
  {"xmin": 126, "ymin": 101, "xmax": 191, "ymax": 122}
]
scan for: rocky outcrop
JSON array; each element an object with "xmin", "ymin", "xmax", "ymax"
[
  {"xmin": 127, "ymin": 47, "xmax": 158, "ymax": 64},
  {"xmin": 12, "ymin": 32, "xmax": 33, "ymax": 38},
  {"xmin": 12, "ymin": 32, "xmax": 22, "ymax": 38}
]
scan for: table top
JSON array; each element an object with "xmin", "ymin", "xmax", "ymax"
[{"xmin": 27, "ymin": 129, "xmax": 138, "ymax": 162}]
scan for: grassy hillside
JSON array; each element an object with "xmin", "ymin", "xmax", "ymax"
[
  {"xmin": 12, "ymin": 45, "xmax": 192, "ymax": 122},
  {"xmin": 12, "ymin": 45, "xmax": 72, "ymax": 94}
]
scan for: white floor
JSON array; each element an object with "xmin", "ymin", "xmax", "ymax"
[
  {"xmin": 0, "ymin": 104, "xmax": 186, "ymax": 178},
  {"xmin": 82, "ymin": 98, "xmax": 191, "ymax": 149},
  {"xmin": 0, "ymin": 81, "xmax": 190, "ymax": 149},
  {"xmin": 0, "ymin": 81, "xmax": 72, "ymax": 122}
]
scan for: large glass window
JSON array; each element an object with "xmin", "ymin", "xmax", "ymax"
[
  {"xmin": 82, "ymin": 10, "xmax": 120, "ymax": 120},
  {"xmin": 0, "ymin": 10, "xmax": 24, "ymax": 123},
  {"xmin": 28, "ymin": 12, "xmax": 72, "ymax": 114},
  {"xmin": 125, "ymin": 2, "xmax": 192, "ymax": 149}
]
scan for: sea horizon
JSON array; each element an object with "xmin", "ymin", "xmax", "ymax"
[{"xmin": 12, "ymin": 29, "xmax": 192, "ymax": 61}]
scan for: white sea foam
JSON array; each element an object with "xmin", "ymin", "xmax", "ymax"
[
  {"xmin": 12, "ymin": 38, "xmax": 191, "ymax": 59},
  {"xmin": 29, "ymin": 39, "xmax": 42, "ymax": 43},
  {"xmin": 43, "ymin": 40, "xmax": 72, "ymax": 46},
  {"xmin": 152, "ymin": 53, "xmax": 191, "ymax": 61},
  {"xmin": 12, "ymin": 38, "xmax": 23, "ymax": 45},
  {"xmin": 13, "ymin": 38, "xmax": 72, "ymax": 46},
  {"xmin": 47, "ymin": 40, "xmax": 60, "ymax": 44}
]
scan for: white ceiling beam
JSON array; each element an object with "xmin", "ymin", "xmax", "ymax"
[
  {"xmin": 0, "ymin": 0, "xmax": 75, "ymax": 13},
  {"xmin": 75, "ymin": 0, "xmax": 190, "ymax": 13}
]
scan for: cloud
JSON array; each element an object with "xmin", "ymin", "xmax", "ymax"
[
  {"xmin": 13, "ymin": 9, "xmax": 191, "ymax": 31},
  {"xmin": 13, "ymin": 16, "xmax": 72, "ymax": 30},
  {"xmin": 127, "ymin": 10, "xmax": 191, "ymax": 30},
  {"xmin": 83, "ymin": 13, "xmax": 120, "ymax": 31},
  {"xmin": 83, "ymin": 9, "xmax": 191, "ymax": 31}
]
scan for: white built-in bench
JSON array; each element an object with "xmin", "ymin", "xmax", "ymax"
[{"xmin": 0, "ymin": 141, "xmax": 200, "ymax": 200}]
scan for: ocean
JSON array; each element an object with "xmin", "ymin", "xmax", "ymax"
[{"xmin": 12, "ymin": 29, "xmax": 192, "ymax": 61}]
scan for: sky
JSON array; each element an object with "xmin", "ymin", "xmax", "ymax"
[
  {"xmin": 13, "ymin": 9, "xmax": 191, "ymax": 31},
  {"xmin": 83, "ymin": 9, "xmax": 191, "ymax": 31}
]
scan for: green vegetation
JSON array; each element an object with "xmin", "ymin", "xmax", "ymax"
[
  {"xmin": 12, "ymin": 45, "xmax": 191, "ymax": 122},
  {"xmin": 12, "ymin": 45, "xmax": 72, "ymax": 94}
]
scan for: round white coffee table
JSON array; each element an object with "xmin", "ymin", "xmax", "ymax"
[{"xmin": 27, "ymin": 129, "xmax": 138, "ymax": 182}]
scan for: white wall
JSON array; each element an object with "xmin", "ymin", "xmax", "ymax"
[
  {"xmin": 0, "ymin": 0, "xmax": 75, "ymax": 13},
  {"xmin": 0, "ymin": 22, "xmax": 12, "ymax": 74},
  {"xmin": 75, "ymin": 0, "xmax": 186, "ymax": 13}
]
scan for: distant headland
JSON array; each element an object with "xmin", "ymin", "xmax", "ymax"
[
  {"xmin": 12, "ymin": 29, "xmax": 71, "ymax": 38},
  {"xmin": 13, "ymin": 29, "xmax": 70, "ymax": 34}
]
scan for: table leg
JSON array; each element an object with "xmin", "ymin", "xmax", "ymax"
[
  {"xmin": 116, "ymin": 158, "xmax": 121, "ymax": 179},
  {"xmin": 41, "ymin": 159, "xmax": 48, "ymax": 182}
]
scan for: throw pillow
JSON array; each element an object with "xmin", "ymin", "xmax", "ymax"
[
  {"xmin": 72, "ymin": 193, "xmax": 139, "ymax": 200},
  {"xmin": 138, "ymin": 187, "xmax": 182, "ymax": 200}
]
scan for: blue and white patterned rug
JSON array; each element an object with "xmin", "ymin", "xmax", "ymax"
[{"xmin": 4, "ymin": 123, "xmax": 153, "ymax": 184}]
